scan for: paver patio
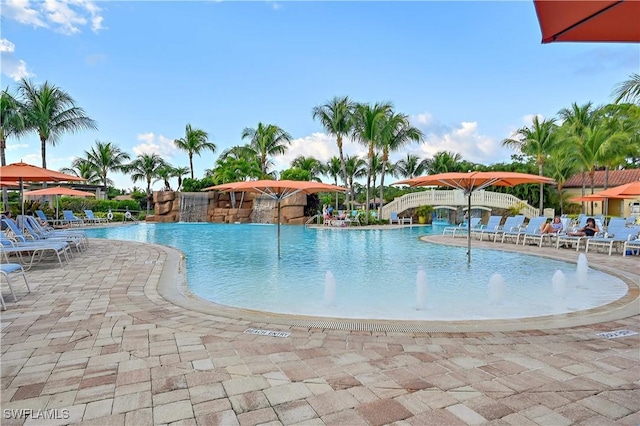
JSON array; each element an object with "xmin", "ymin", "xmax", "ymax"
[{"xmin": 1, "ymin": 232, "xmax": 638, "ymax": 425}]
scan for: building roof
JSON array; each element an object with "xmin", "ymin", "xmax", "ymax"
[{"xmin": 564, "ymin": 169, "xmax": 640, "ymax": 188}]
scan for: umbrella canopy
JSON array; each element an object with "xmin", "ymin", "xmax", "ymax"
[
  {"xmin": 0, "ymin": 162, "xmax": 85, "ymax": 226},
  {"xmin": 24, "ymin": 186, "xmax": 95, "ymax": 198},
  {"xmin": 394, "ymin": 171, "xmax": 556, "ymax": 263},
  {"xmin": 592, "ymin": 180, "xmax": 640, "ymax": 197},
  {"xmin": 0, "ymin": 181, "xmax": 23, "ymax": 188},
  {"xmin": 203, "ymin": 180, "xmax": 346, "ymax": 258},
  {"xmin": 534, "ymin": 0, "xmax": 640, "ymax": 43}
]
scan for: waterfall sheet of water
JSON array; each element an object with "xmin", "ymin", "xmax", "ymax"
[
  {"xmin": 179, "ymin": 192, "xmax": 210, "ymax": 222},
  {"xmin": 251, "ymin": 196, "xmax": 277, "ymax": 224}
]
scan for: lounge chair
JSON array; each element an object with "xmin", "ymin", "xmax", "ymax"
[
  {"xmin": 499, "ymin": 216, "xmax": 545, "ymax": 244},
  {"xmin": 623, "ymin": 237, "xmax": 640, "ymax": 256},
  {"xmin": 84, "ymin": 209, "xmax": 108, "ymax": 224},
  {"xmin": 390, "ymin": 212, "xmax": 401, "ymax": 225},
  {"xmin": 586, "ymin": 227, "xmax": 640, "ymax": 255},
  {"xmin": 62, "ymin": 210, "xmax": 85, "ymax": 227},
  {"xmin": 1, "ymin": 233, "xmax": 71, "ymax": 269},
  {"xmin": 0, "ymin": 262, "xmax": 31, "ymax": 309},
  {"xmin": 443, "ymin": 217, "xmax": 481, "ymax": 238},
  {"xmin": 19, "ymin": 216, "xmax": 87, "ymax": 252},
  {"xmin": 491, "ymin": 215, "xmax": 525, "ymax": 243},
  {"xmin": 522, "ymin": 217, "xmax": 570, "ymax": 247},
  {"xmin": 470, "ymin": 215, "xmax": 502, "ymax": 241},
  {"xmin": 555, "ymin": 217, "xmax": 602, "ymax": 251}
]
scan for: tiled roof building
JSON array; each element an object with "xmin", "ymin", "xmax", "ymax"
[{"xmin": 564, "ymin": 169, "xmax": 640, "ymax": 188}]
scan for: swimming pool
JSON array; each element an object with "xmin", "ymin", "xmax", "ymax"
[{"xmin": 84, "ymin": 223, "xmax": 628, "ymax": 321}]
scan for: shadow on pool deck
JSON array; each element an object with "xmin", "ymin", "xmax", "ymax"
[{"xmin": 0, "ymin": 237, "xmax": 638, "ymax": 425}]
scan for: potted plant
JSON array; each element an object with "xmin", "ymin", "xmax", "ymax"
[{"xmin": 415, "ymin": 205, "xmax": 433, "ymax": 224}]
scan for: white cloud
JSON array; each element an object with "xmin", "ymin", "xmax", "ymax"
[
  {"xmin": 0, "ymin": 39, "xmax": 34, "ymax": 81},
  {"xmin": 132, "ymin": 132, "xmax": 179, "ymax": 157},
  {"xmin": 1, "ymin": 0, "xmax": 47, "ymax": 28},
  {"xmin": 6, "ymin": 142, "xmax": 29, "ymax": 151},
  {"xmin": 415, "ymin": 112, "xmax": 434, "ymax": 126},
  {"xmin": 0, "ymin": 0, "xmax": 105, "ymax": 35},
  {"xmin": 521, "ymin": 113, "xmax": 544, "ymax": 126}
]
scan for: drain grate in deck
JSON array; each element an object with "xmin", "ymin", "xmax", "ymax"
[{"xmin": 596, "ymin": 329, "xmax": 638, "ymax": 339}]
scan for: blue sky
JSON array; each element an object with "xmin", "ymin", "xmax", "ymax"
[{"xmin": 1, "ymin": 0, "xmax": 638, "ymax": 190}]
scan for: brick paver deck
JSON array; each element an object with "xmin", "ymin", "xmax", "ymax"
[{"xmin": 1, "ymin": 231, "xmax": 638, "ymax": 425}]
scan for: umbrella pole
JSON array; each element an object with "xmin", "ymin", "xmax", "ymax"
[
  {"xmin": 277, "ymin": 201, "xmax": 281, "ymax": 259},
  {"xmin": 467, "ymin": 193, "xmax": 471, "ymax": 263}
]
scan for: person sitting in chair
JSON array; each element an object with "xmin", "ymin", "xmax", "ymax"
[
  {"xmin": 567, "ymin": 217, "xmax": 599, "ymax": 237},
  {"xmin": 540, "ymin": 216, "xmax": 563, "ymax": 234}
]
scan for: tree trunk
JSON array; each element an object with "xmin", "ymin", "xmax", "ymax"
[
  {"xmin": 379, "ymin": 161, "xmax": 387, "ymax": 218},
  {"xmin": 337, "ymin": 136, "xmax": 350, "ymax": 209},
  {"xmin": 189, "ymin": 154, "xmax": 194, "ymax": 179},
  {"xmin": 41, "ymin": 136, "xmax": 48, "ymax": 188},
  {"xmin": 1, "ymin": 136, "xmax": 7, "ymax": 211},
  {"xmin": 365, "ymin": 145, "xmax": 372, "ymax": 224},
  {"xmin": 538, "ymin": 162, "xmax": 544, "ymax": 215}
]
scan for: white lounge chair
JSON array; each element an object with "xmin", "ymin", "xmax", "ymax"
[
  {"xmin": 471, "ymin": 215, "xmax": 502, "ymax": 241},
  {"xmin": 443, "ymin": 217, "xmax": 481, "ymax": 238}
]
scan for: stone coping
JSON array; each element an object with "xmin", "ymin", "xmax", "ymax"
[{"xmin": 156, "ymin": 233, "xmax": 640, "ymax": 333}]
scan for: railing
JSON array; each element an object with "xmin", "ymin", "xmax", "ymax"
[{"xmin": 380, "ymin": 190, "xmax": 539, "ymax": 219}]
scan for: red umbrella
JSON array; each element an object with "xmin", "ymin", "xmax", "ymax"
[
  {"xmin": 534, "ymin": 0, "xmax": 640, "ymax": 43},
  {"xmin": 394, "ymin": 171, "xmax": 556, "ymax": 263},
  {"xmin": 203, "ymin": 180, "xmax": 346, "ymax": 258}
]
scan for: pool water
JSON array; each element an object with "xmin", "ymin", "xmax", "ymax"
[{"xmin": 84, "ymin": 223, "xmax": 628, "ymax": 321}]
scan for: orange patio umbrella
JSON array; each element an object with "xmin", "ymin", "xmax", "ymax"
[
  {"xmin": 592, "ymin": 180, "xmax": 640, "ymax": 197},
  {"xmin": 203, "ymin": 180, "xmax": 346, "ymax": 258},
  {"xmin": 0, "ymin": 162, "xmax": 85, "ymax": 223},
  {"xmin": 394, "ymin": 171, "xmax": 556, "ymax": 263},
  {"xmin": 533, "ymin": 0, "xmax": 640, "ymax": 43},
  {"xmin": 24, "ymin": 186, "xmax": 96, "ymax": 219}
]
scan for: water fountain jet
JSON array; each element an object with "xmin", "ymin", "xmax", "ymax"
[
  {"xmin": 489, "ymin": 273, "xmax": 505, "ymax": 305},
  {"xmin": 577, "ymin": 253, "xmax": 589, "ymax": 287},
  {"xmin": 324, "ymin": 271, "xmax": 336, "ymax": 307},
  {"xmin": 416, "ymin": 267, "xmax": 428, "ymax": 310},
  {"xmin": 552, "ymin": 270, "xmax": 567, "ymax": 299}
]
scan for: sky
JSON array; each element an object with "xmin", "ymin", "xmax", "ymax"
[{"xmin": 1, "ymin": 0, "xmax": 638, "ymax": 191}]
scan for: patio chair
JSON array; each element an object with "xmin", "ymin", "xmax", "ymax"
[
  {"xmin": 586, "ymin": 227, "xmax": 640, "ymax": 256},
  {"xmin": 62, "ymin": 210, "xmax": 85, "ymax": 227},
  {"xmin": 1, "ymin": 234, "xmax": 71, "ymax": 269},
  {"xmin": 19, "ymin": 216, "xmax": 87, "ymax": 252},
  {"xmin": 84, "ymin": 209, "xmax": 108, "ymax": 224},
  {"xmin": 623, "ymin": 237, "xmax": 640, "ymax": 256},
  {"xmin": 500, "ymin": 216, "xmax": 546, "ymax": 245},
  {"xmin": 390, "ymin": 212, "xmax": 401, "ymax": 225},
  {"xmin": 555, "ymin": 217, "xmax": 601, "ymax": 251},
  {"xmin": 0, "ymin": 262, "xmax": 31, "ymax": 310},
  {"xmin": 522, "ymin": 217, "xmax": 570, "ymax": 247},
  {"xmin": 490, "ymin": 215, "xmax": 525, "ymax": 243},
  {"xmin": 471, "ymin": 215, "xmax": 502, "ymax": 241},
  {"xmin": 443, "ymin": 217, "xmax": 481, "ymax": 238}
]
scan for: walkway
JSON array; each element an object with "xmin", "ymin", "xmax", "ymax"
[{"xmin": 1, "ymin": 236, "xmax": 638, "ymax": 425}]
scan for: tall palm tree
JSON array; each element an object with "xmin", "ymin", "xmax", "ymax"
[
  {"xmin": 173, "ymin": 124, "xmax": 216, "ymax": 179},
  {"xmin": 545, "ymin": 149, "xmax": 579, "ymax": 215},
  {"xmin": 377, "ymin": 113, "xmax": 424, "ymax": 214},
  {"xmin": 395, "ymin": 153, "xmax": 425, "ymax": 179},
  {"xmin": 241, "ymin": 123, "xmax": 292, "ymax": 177},
  {"xmin": 325, "ymin": 156, "xmax": 342, "ymax": 208},
  {"xmin": 84, "ymin": 140, "xmax": 130, "ymax": 193},
  {"xmin": 558, "ymin": 102, "xmax": 597, "ymax": 204},
  {"xmin": 17, "ymin": 79, "xmax": 97, "ymax": 170},
  {"xmin": 291, "ymin": 155, "xmax": 325, "ymax": 182},
  {"xmin": 612, "ymin": 73, "xmax": 640, "ymax": 104},
  {"xmin": 351, "ymin": 102, "xmax": 393, "ymax": 221},
  {"xmin": 1, "ymin": 88, "xmax": 27, "ymax": 210},
  {"xmin": 60, "ymin": 158, "xmax": 102, "ymax": 185},
  {"xmin": 345, "ymin": 155, "xmax": 367, "ymax": 205},
  {"xmin": 502, "ymin": 116, "xmax": 558, "ymax": 213},
  {"xmin": 312, "ymin": 96, "xmax": 355, "ymax": 205},
  {"xmin": 125, "ymin": 153, "xmax": 166, "ymax": 213}
]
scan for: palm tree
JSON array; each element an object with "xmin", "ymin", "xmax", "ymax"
[
  {"xmin": 125, "ymin": 153, "xmax": 166, "ymax": 213},
  {"xmin": 545, "ymin": 149, "xmax": 579, "ymax": 214},
  {"xmin": 17, "ymin": 79, "xmax": 97, "ymax": 170},
  {"xmin": 208, "ymin": 145, "xmax": 262, "ymax": 183},
  {"xmin": 612, "ymin": 73, "xmax": 640, "ymax": 104},
  {"xmin": 60, "ymin": 158, "xmax": 102, "ymax": 185},
  {"xmin": 345, "ymin": 155, "xmax": 367, "ymax": 205},
  {"xmin": 351, "ymin": 102, "xmax": 393, "ymax": 221},
  {"xmin": 312, "ymin": 96, "xmax": 355, "ymax": 205},
  {"xmin": 423, "ymin": 151, "xmax": 465, "ymax": 174},
  {"xmin": 84, "ymin": 140, "xmax": 130, "ymax": 193},
  {"xmin": 174, "ymin": 124, "xmax": 216, "ymax": 179},
  {"xmin": 241, "ymin": 123, "xmax": 292, "ymax": 177},
  {"xmin": 291, "ymin": 156, "xmax": 325, "ymax": 182},
  {"xmin": 156, "ymin": 164, "xmax": 176, "ymax": 191},
  {"xmin": 173, "ymin": 166, "xmax": 190, "ymax": 191},
  {"xmin": 1, "ymin": 88, "xmax": 27, "ymax": 210},
  {"xmin": 377, "ymin": 113, "xmax": 424, "ymax": 214},
  {"xmin": 324, "ymin": 156, "xmax": 342, "ymax": 209},
  {"xmin": 395, "ymin": 153, "xmax": 426, "ymax": 179},
  {"xmin": 502, "ymin": 116, "xmax": 558, "ymax": 213}
]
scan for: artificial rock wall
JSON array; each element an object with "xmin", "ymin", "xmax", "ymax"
[{"xmin": 146, "ymin": 191, "xmax": 308, "ymax": 224}]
